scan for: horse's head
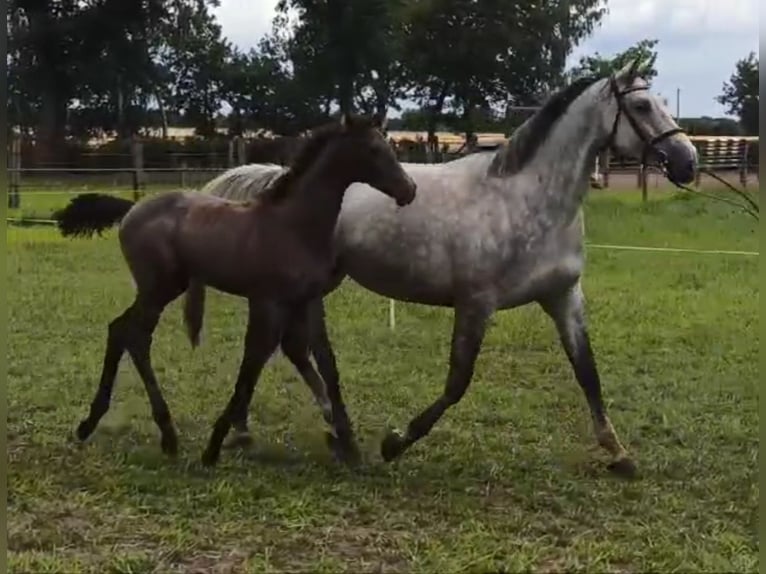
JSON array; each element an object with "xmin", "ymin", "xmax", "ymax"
[
  {"xmin": 603, "ymin": 57, "xmax": 698, "ymax": 185},
  {"xmin": 330, "ymin": 113, "xmax": 417, "ymax": 206}
]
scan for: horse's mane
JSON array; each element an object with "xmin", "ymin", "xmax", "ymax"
[
  {"xmin": 259, "ymin": 115, "xmax": 377, "ymax": 202},
  {"xmin": 490, "ymin": 74, "xmax": 604, "ymax": 175}
]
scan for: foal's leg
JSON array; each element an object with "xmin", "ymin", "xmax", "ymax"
[
  {"xmin": 306, "ymin": 298, "xmax": 358, "ymax": 459},
  {"xmin": 539, "ymin": 282, "xmax": 636, "ymax": 478},
  {"xmin": 381, "ymin": 300, "xmax": 493, "ymax": 462},
  {"xmin": 201, "ymin": 301, "xmax": 283, "ymax": 467},
  {"xmin": 227, "ymin": 296, "xmax": 358, "ymax": 453},
  {"xmin": 123, "ymin": 292, "xmax": 182, "ymax": 456},
  {"xmin": 282, "ymin": 301, "xmax": 361, "ymax": 464},
  {"xmin": 75, "ymin": 306, "xmax": 132, "ymax": 442}
]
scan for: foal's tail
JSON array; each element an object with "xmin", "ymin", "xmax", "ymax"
[
  {"xmin": 184, "ymin": 280, "xmax": 206, "ymax": 349},
  {"xmin": 54, "ymin": 193, "xmax": 136, "ymax": 238}
]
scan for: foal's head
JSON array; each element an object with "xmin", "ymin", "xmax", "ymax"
[{"xmin": 300, "ymin": 113, "xmax": 417, "ymax": 206}]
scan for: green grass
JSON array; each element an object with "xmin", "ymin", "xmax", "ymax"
[{"xmin": 7, "ymin": 190, "xmax": 758, "ymax": 573}]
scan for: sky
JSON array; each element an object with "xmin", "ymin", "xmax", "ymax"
[{"xmin": 212, "ymin": 0, "xmax": 759, "ymax": 119}]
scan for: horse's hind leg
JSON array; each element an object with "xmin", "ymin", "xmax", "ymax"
[
  {"xmin": 75, "ymin": 307, "xmax": 132, "ymax": 441},
  {"xmin": 281, "ymin": 301, "xmax": 360, "ymax": 464},
  {"xmin": 539, "ymin": 282, "xmax": 636, "ymax": 478},
  {"xmin": 124, "ymin": 291, "xmax": 183, "ymax": 456}
]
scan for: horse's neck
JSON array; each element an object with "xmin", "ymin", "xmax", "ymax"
[{"xmin": 501, "ymin": 83, "xmax": 611, "ymax": 223}]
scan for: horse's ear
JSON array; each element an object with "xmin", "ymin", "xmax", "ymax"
[
  {"xmin": 615, "ymin": 56, "xmax": 643, "ymax": 84},
  {"xmin": 615, "ymin": 57, "xmax": 641, "ymax": 81}
]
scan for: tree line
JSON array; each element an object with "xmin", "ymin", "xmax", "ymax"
[{"xmin": 8, "ymin": 0, "xmax": 758, "ymax": 162}]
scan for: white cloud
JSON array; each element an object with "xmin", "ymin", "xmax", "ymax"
[
  {"xmin": 602, "ymin": 0, "xmax": 755, "ymax": 36},
  {"xmin": 212, "ymin": 0, "xmax": 759, "ymax": 117},
  {"xmin": 212, "ymin": 0, "xmax": 279, "ymax": 51}
]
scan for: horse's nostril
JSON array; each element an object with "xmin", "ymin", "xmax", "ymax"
[{"xmin": 657, "ymin": 150, "xmax": 668, "ymax": 164}]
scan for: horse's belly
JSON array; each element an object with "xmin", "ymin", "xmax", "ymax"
[
  {"xmin": 495, "ymin": 254, "xmax": 584, "ymax": 309},
  {"xmin": 341, "ymin": 249, "xmax": 455, "ymax": 306}
]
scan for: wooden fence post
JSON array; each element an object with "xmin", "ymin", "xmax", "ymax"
[
  {"xmin": 228, "ymin": 138, "xmax": 236, "ymax": 167},
  {"xmin": 601, "ymin": 149, "xmax": 610, "ymax": 188},
  {"xmin": 8, "ymin": 135, "xmax": 21, "ymax": 209},
  {"xmin": 208, "ymin": 141, "xmax": 217, "ymax": 170},
  {"xmin": 237, "ymin": 136, "xmax": 246, "ymax": 165},
  {"xmin": 131, "ymin": 137, "xmax": 145, "ymax": 200},
  {"xmin": 641, "ymin": 168, "xmax": 648, "ymax": 201},
  {"xmin": 739, "ymin": 140, "xmax": 749, "ymax": 188},
  {"xmin": 181, "ymin": 160, "xmax": 188, "ymax": 188}
]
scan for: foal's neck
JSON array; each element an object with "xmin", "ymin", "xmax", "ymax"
[{"xmin": 283, "ymin": 154, "xmax": 357, "ymax": 246}]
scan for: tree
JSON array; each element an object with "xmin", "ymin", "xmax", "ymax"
[
  {"xmin": 400, "ymin": 0, "xmax": 607, "ymax": 144},
  {"xmin": 8, "ymin": 0, "xmax": 168, "ymax": 146},
  {"xmin": 568, "ymin": 38, "xmax": 660, "ymax": 80},
  {"xmin": 716, "ymin": 52, "xmax": 758, "ymax": 136},
  {"xmin": 155, "ymin": 0, "xmax": 232, "ymax": 137},
  {"xmin": 7, "ymin": 0, "xmax": 236, "ymax": 143},
  {"xmin": 273, "ymin": 0, "xmax": 401, "ymax": 116}
]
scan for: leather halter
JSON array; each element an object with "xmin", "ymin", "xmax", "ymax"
[{"xmin": 605, "ymin": 75, "xmax": 685, "ymax": 169}]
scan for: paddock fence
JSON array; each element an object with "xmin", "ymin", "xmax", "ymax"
[{"xmin": 6, "ymin": 131, "xmax": 759, "ymax": 222}]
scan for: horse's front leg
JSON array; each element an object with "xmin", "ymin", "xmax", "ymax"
[
  {"xmin": 380, "ymin": 298, "xmax": 493, "ymax": 462},
  {"xmin": 539, "ymin": 281, "xmax": 637, "ymax": 478}
]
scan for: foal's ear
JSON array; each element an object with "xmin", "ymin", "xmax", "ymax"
[{"xmin": 371, "ymin": 112, "xmax": 388, "ymax": 131}]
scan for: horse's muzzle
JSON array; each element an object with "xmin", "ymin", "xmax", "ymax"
[{"xmin": 655, "ymin": 140, "xmax": 697, "ymax": 186}]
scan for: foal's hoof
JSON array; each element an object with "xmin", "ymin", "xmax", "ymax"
[
  {"xmin": 325, "ymin": 432, "xmax": 361, "ymax": 466},
  {"xmin": 201, "ymin": 448, "xmax": 220, "ymax": 468},
  {"xmin": 607, "ymin": 456, "xmax": 638, "ymax": 479},
  {"xmin": 223, "ymin": 431, "xmax": 254, "ymax": 450},
  {"xmin": 161, "ymin": 432, "xmax": 179, "ymax": 457},
  {"xmin": 381, "ymin": 431, "xmax": 406, "ymax": 463},
  {"xmin": 75, "ymin": 420, "xmax": 94, "ymax": 442}
]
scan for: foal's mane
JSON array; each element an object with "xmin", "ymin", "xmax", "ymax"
[
  {"xmin": 259, "ymin": 115, "xmax": 377, "ymax": 202},
  {"xmin": 490, "ymin": 74, "xmax": 604, "ymax": 175}
]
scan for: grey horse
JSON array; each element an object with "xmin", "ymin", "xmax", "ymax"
[{"xmin": 204, "ymin": 59, "xmax": 697, "ymax": 476}]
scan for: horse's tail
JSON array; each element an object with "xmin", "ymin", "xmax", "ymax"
[
  {"xmin": 54, "ymin": 193, "xmax": 136, "ymax": 238},
  {"xmin": 184, "ymin": 280, "xmax": 206, "ymax": 349}
]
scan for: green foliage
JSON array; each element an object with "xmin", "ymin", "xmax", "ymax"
[
  {"xmin": 569, "ymin": 38, "xmax": 660, "ymax": 80},
  {"xmin": 400, "ymin": 0, "xmax": 607, "ymax": 138},
  {"xmin": 155, "ymin": 0, "xmax": 232, "ymax": 138},
  {"xmin": 716, "ymin": 52, "xmax": 759, "ymax": 135},
  {"xmin": 679, "ymin": 116, "xmax": 743, "ymax": 136},
  {"xmin": 9, "ymin": 1, "xmax": 745, "ymax": 147}
]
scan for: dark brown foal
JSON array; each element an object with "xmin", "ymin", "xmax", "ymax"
[{"xmin": 74, "ymin": 113, "xmax": 416, "ymax": 464}]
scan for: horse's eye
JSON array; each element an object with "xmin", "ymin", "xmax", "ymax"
[{"xmin": 634, "ymin": 100, "xmax": 651, "ymax": 114}]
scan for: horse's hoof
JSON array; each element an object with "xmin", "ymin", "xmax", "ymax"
[
  {"xmin": 223, "ymin": 431, "xmax": 254, "ymax": 450},
  {"xmin": 381, "ymin": 431, "xmax": 405, "ymax": 463},
  {"xmin": 161, "ymin": 432, "xmax": 179, "ymax": 457},
  {"xmin": 75, "ymin": 420, "xmax": 93, "ymax": 442},
  {"xmin": 607, "ymin": 456, "xmax": 638, "ymax": 479},
  {"xmin": 325, "ymin": 432, "xmax": 361, "ymax": 466}
]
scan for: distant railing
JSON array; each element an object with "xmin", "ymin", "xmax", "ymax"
[{"xmin": 6, "ymin": 132, "xmax": 759, "ymax": 210}]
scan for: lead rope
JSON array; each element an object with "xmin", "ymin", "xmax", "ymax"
[{"xmin": 661, "ymin": 167, "xmax": 760, "ymax": 220}]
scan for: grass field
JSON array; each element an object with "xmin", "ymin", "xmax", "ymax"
[{"xmin": 7, "ymin": 189, "xmax": 759, "ymax": 573}]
